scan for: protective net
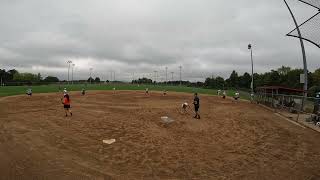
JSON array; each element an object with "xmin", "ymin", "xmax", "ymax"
[
  {"xmin": 299, "ymin": 0, "xmax": 320, "ymax": 9},
  {"xmin": 288, "ymin": 12, "xmax": 320, "ymax": 48},
  {"xmin": 287, "ymin": 0, "xmax": 320, "ymax": 48}
]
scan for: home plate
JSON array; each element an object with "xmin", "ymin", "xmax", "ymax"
[
  {"xmin": 161, "ymin": 116, "xmax": 175, "ymax": 124},
  {"xmin": 103, "ymin": 139, "xmax": 116, "ymax": 144}
]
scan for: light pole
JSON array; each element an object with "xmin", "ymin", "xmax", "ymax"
[
  {"xmin": 154, "ymin": 71, "xmax": 157, "ymax": 84},
  {"xmin": 89, "ymin": 68, "xmax": 93, "ymax": 84},
  {"xmin": 165, "ymin": 67, "xmax": 168, "ymax": 84},
  {"xmin": 171, "ymin": 72, "xmax": 174, "ymax": 85},
  {"xmin": 72, "ymin": 64, "xmax": 75, "ymax": 84},
  {"xmin": 284, "ymin": 0, "xmax": 308, "ymax": 110},
  {"xmin": 179, "ymin": 66, "xmax": 182, "ymax": 86},
  {"xmin": 67, "ymin": 60, "xmax": 72, "ymax": 84},
  {"xmin": 248, "ymin": 44, "xmax": 254, "ymax": 97}
]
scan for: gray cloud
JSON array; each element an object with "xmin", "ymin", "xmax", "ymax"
[{"xmin": 0, "ymin": 0, "xmax": 319, "ymax": 82}]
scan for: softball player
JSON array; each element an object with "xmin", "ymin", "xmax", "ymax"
[
  {"xmin": 193, "ymin": 93, "xmax": 200, "ymax": 119},
  {"xmin": 26, "ymin": 88, "xmax": 32, "ymax": 96},
  {"xmin": 234, "ymin": 91, "xmax": 240, "ymax": 100},
  {"xmin": 222, "ymin": 90, "xmax": 226, "ymax": 99},
  {"xmin": 61, "ymin": 93, "xmax": 72, "ymax": 117}
]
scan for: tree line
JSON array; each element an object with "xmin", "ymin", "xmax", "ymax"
[
  {"xmin": 204, "ymin": 66, "xmax": 320, "ymax": 96},
  {"xmin": 0, "ymin": 69, "xmax": 60, "ymax": 84},
  {"xmin": 2, "ymin": 66, "xmax": 320, "ymax": 96},
  {"xmin": 133, "ymin": 66, "xmax": 320, "ymax": 96},
  {"xmin": 0, "ymin": 69, "xmax": 102, "ymax": 85}
]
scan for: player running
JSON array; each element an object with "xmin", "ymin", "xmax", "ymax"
[
  {"xmin": 63, "ymin": 88, "xmax": 67, "ymax": 95},
  {"xmin": 26, "ymin": 88, "xmax": 32, "ymax": 96},
  {"xmin": 222, "ymin": 90, "xmax": 226, "ymax": 99},
  {"xmin": 81, "ymin": 88, "xmax": 86, "ymax": 96},
  {"xmin": 163, "ymin": 89, "xmax": 167, "ymax": 96},
  {"xmin": 181, "ymin": 102, "xmax": 189, "ymax": 113},
  {"xmin": 193, "ymin": 93, "xmax": 200, "ymax": 119},
  {"xmin": 234, "ymin": 91, "xmax": 240, "ymax": 101},
  {"xmin": 61, "ymin": 93, "xmax": 72, "ymax": 117},
  {"xmin": 145, "ymin": 88, "xmax": 149, "ymax": 95}
]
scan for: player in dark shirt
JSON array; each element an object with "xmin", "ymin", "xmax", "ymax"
[{"xmin": 193, "ymin": 93, "xmax": 200, "ymax": 119}]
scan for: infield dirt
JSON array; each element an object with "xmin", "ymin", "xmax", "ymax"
[{"xmin": 0, "ymin": 91, "xmax": 319, "ymax": 179}]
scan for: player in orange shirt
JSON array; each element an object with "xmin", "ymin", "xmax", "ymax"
[{"xmin": 61, "ymin": 93, "xmax": 72, "ymax": 117}]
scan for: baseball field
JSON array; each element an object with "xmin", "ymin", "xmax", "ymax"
[
  {"xmin": 0, "ymin": 87, "xmax": 320, "ymax": 179},
  {"xmin": 0, "ymin": 84, "xmax": 250, "ymax": 99}
]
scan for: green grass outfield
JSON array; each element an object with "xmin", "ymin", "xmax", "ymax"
[{"xmin": 0, "ymin": 84, "xmax": 251, "ymax": 100}]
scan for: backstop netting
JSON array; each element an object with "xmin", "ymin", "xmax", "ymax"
[
  {"xmin": 287, "ymin": 0, "xmax": 320, "ymax": 48},
  {"xmin": 299, "ymin": 0, "xmax": 320, "ymax": 9}
]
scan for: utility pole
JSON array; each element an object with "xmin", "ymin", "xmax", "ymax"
[{"xmin": 179, "ymin": 66, "xmax": 182, "ymax": 86}]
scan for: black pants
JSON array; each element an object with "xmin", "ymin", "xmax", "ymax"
[{"xmin": 194, "ymin": 106, "xmax": 199, "ymax": 112}]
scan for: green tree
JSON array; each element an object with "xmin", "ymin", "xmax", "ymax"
[
  {"xmin": 277, "ymin": 66, "xmax": 291, "ymax": 76},
  {"xmin": 239, "ymin": 72, "xmax": 251, "ymax": 89},
  {"xmin": 94, "ymin": 77, "xmax": 101, "ymax": 82},
  {"xmin": 312, "ymin": 68, "xmax": 320, "ymax": 85},
  {"xmin": 87, "ymin": 77, "xmax": 94, "ymax": 83},
  {"xmin": 263, "ymin": 70, "xmax": 281, "ymax": 86},
  {"xmin": 215, "ymin": 76, "xmax": 225, "ymax": 89},
  {"xmin": 43, "ymin": 76, "xmax": 59, "ymax": 82},
  {"xmin": 227, "ymin": 70, "xmax": 239, "ymax": 88},
  {"xmin": 13, "ymin": 72, "xmax": 38, "ymax": 82},
  {"xmin": 287, "ymin": 69, "xmax": 304, "ymax": 88},
  {"xmin": 37, "ymin": 73, "xmax": 42, "ymax": 82}
]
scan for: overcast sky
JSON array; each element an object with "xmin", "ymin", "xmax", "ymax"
[{"xmin": 0, "ymin": 0, "xmax": 319, "ymax": 82}]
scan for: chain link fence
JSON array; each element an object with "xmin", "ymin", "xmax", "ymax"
[
  {"xmin": 256, "ymin": 92, "xmax": 317, "ymax": 112},
  {"xmin": 256, "ymin": 92, "xmax": 320, "ymax": 131}
]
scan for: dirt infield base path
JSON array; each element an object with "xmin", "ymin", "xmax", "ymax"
[{"xmin": 0, "ymin": 91, "xmax": 320, "ymax": 179}]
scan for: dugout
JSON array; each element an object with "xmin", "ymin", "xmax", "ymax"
[{"xmin": 256, "ymin": 86, "xmax": 304, "ymax": 111}]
